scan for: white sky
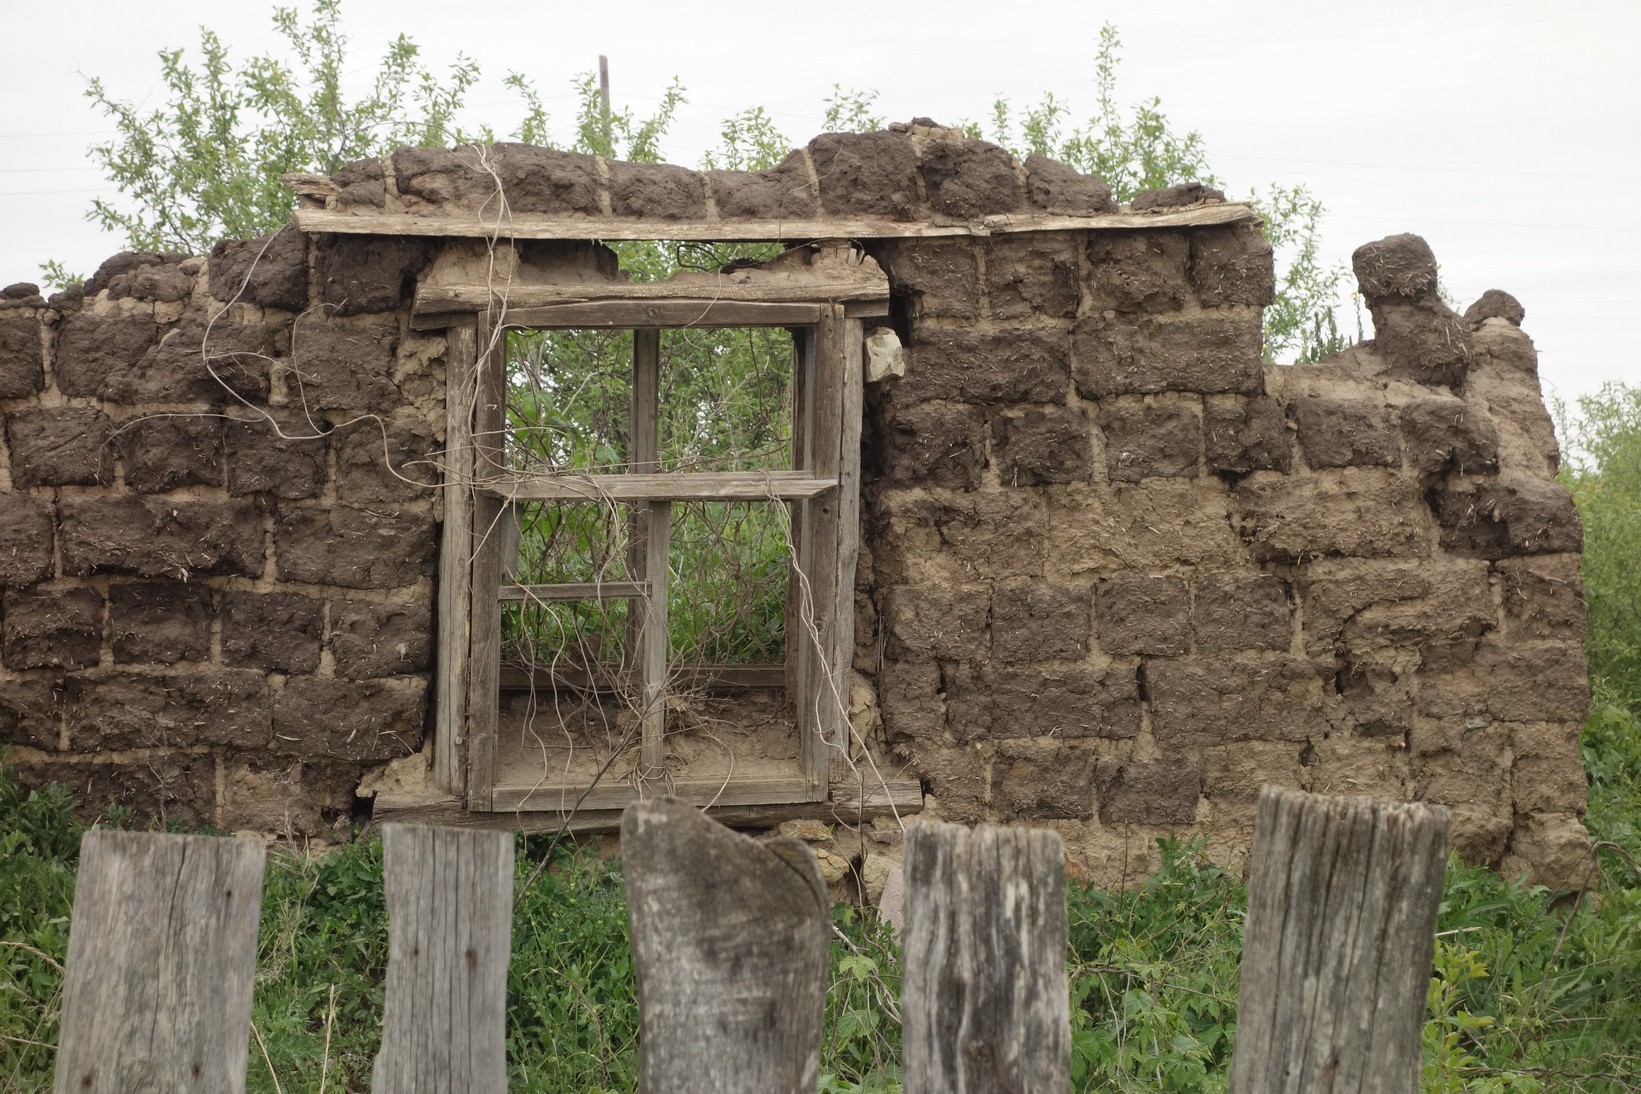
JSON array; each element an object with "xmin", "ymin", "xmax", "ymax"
[{"xmin": 1, "ymin": 0, "xmax": 1635, "ymax": 405}]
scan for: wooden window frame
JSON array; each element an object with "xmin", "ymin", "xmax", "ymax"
[{"xmin": 436, "ymin": 297, "xmax": 867, "ymax": 815}]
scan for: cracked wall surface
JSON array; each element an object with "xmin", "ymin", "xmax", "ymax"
[{"xmin": 0, "ymin": 126, "xmax": 1591, "ymax": 885}]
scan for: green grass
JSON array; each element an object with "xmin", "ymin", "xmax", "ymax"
[{"xmin": 4, "ymin": 729, "xmax": 1640, "ymax": 1092}]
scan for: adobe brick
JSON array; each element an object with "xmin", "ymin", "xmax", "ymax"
[
  {"xmin": 282, "ymin": 315, "xmax": 400, "ymax": 412},
  {"xmin": 896, "ymin": 327, "xmax": 1069, "ymax": 406},
  {"xmin": 60, "ymin": 497, "xmax": 263, "ymax": 579},
  {"xmin": 1096, "ymin": 757, "xmax": 1204, "ymax": 826},
  {"xmin": 221, "ymin": 590, "xmax": 324, "ymax": 674},
  {"xmin": 330, "ymin": 599, "xmax": 433, "ymax": 679},
  {"xmin": 1188, "ymin": 223, "xmax": 1276, "ymax": 308},
  {"xmin": 115, "ymin": 415, "xmax": 225, "ymax": 492},
  {"xmin": 208, "ymin": 223, "xmax": 308, "ymax": 311},
  {"xmin": 274, "ymin": 504, "xmax": 435, "ymax": 589},
  {"xmin": 1428, "ymin": 478, "xmax": 1581, "ymax": 558},
  {"xmin": 946, "ymin": 661, "xmax": 1140, "ymax": 741},
  {"xmin": 869, "ymin": 239, "xmax": 980, "ymax": 319},
  {"xmin": 4, "ymin": 408, "xmax": 114, "ymax": 488},
  {"xmin": 225, "ymin": 417, "xmax": 329, "ymax": 499},
  {"xmin": 0, "ymin": 676, "xmax": 61, "ymax": 750},
  {"xmin": 0, "ymin": 315, "xmax": 44, "ymax": 398},
  {"xmin": 314, "ymin": 236, "xmax": 430, "ymax": 315},
  {"xmin": 1073, "ymin": 311, "xmax": 1263, "ymax": 397},
  {"xmin": 12, "ymin": 754, "xmax": 214, "ymax": 828},
  {"xmin": 2, "ymin": 588, "xmax": 103, "ymax": 670},
  {"xmin": 878, "ymin": 659, "xmax": 947, "ymax": 742},
  {"xmin": 1194, "ymin": 574, "xmax": 1291, "ymax": 653},
  {"xmin": 1204, "ymin": 394, "xmax": 1292, "ymax": 474},
  {"xmin": 1401, "ymin": 397, "xmax": 1499, "ymax": 475},
  {"xmin": 333, "ymin": 415, "xmax": 439, "ymax": 505},
  {"xmin": 990, "ymin": 584, "xmax": 1091, "ymax": 663},
  {"xmin": 1147, "ymin": 654, "xmax": 1323, "ymax": 748},
  {"xmin": 1290, "ymin": 395, "xmax": 1401, "ymax": 469},
  {"xmin": 1232, "ymin": 468, "xmax": 1430, "ymax": 562},
  {"xmin": 1023, "ymin": 155, "xmax": 1116, "ymax": 215},
  {"xmin": 607, "ymin": 162, "xmax": 709, "ymax": 219},
  {"xmin": 0, "ymin": 495, "xmax": 55, "ymax": 585},
  {"xmin": 1495, "ymin": 555, "xmax": 1585, "ymax": 643},
  {"xmin": 108, "ymin": 582, "xmax": 212, "ymax": 664},
  {"xmin": 1098, "ymin": 397, "xmax": 1200, "ymax": 482},
  {"xmin": 1085, "ymin": 231, "xmax": 1190, "ymax": 313},
  {"xmin": 272, "ymin": 678, "xmax": 425, "ymax": 761},
  {"xmin": 882, "ymin": 584, "xmax": 989, "ymax": 661},
  {"xmin": 64, "ymin": 668, "xmax": 270, "ymax": 750},
  {"xmin": 918, "ymin": 136, "xmax": 1022, "ymax": 218},
  {"xmin": 991, "ymin": 405, "xmax": 1091, "ymax": 486},
  {"xmin": 809, "ymin": 131, "xmax": 920, "ymax": 219},
  {"xmin": 992, "ymin": 739, "xmax": 1097, "ymax": 820},
  {"xmin": 1096, "ymin": 573, "xmax": 1190, "ymax": 656},
  {"xmin": 984, "ymin": 233, "xmax": 1081, "ymax": 320},
  {"xmin": 875, "ymin": 402, "xmax": 988, "ymax": 491}
]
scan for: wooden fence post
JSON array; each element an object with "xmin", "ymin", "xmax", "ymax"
[
  {"xmin": 901, "ymin": 819, "xmax": 1069, "ymax": 1094},
  {"xmin": 1229, "ymin": 786, "xmax": 1451, "ymax": 1093},
  {"xmin": 372, "ymin": 823, "xmax": 515, "ymax": 1093},
  {"xmin": 621, "ymin": 798, "xmax": 829, "ymax": 1094},
  {"xmin": 52, "ymin": 831, "xmax": 266, "ymax": 1094}
]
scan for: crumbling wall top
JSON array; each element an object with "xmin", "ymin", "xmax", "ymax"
[{"xmin": 285, "ymin": 123, "xmax": 1255, "ymax": 243}]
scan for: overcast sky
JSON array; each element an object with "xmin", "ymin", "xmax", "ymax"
[{"xmin": 2, "ymin": 0, "xmax": 1634, "ymax": 406}]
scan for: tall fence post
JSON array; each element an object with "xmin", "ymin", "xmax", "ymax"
[
  {"xmin": 52, "ymin": 831, "xmax": 266, "ymax": 1094},
  {"xmin": 372, "ymin": 823, "xmax": 515, "ymax": 1093},
  {"xmin": 621, "ymin": 798, "xmax": 829, "ymax": 1094},
  {"xmin": 901, "ymin": 819, "xmax": 1069, "ymax": 1094},
  {"xmin": 1229, "ymin": 786, "xmax": 1452, "ymax": 1093}
]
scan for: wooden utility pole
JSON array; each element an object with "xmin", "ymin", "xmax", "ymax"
[{"xmin": 598, "ymin": 55, "xmax": 612, "ymax": 154}]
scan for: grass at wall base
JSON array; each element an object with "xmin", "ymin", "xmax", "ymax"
[{"xmin": 3, "ymin": 730, "xmax": 1638, "ymax": 1092}]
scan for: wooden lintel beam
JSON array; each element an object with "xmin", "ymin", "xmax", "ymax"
[{"xmin": 296, "ymin": 203, "xmax": 1257, "ymax": 242}]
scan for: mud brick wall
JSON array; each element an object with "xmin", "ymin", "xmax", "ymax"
[
  {"xmin": 0, "ymin": 237, "xmax": 446, "ymax": 834},
  {"xmin": 0, "ymin": 127, "xmax": 1591, "ymax": 886},
  {"xmin": 859, "ymin": 226, "xmax": 1589, "ymax": 889}
]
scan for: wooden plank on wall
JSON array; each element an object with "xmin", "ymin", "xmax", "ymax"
[
  {"xmin": 374, "ymin": 778, "xmax": 924, "ymax": 831},
  {"xmin": 479, "ymin": 470, "xmax": 836, "ymax": 502},
  {"xmin": 621, "ymin": 800, "xmax": 829, "ymax": 1094},
  {"xmin": 828, "ymin": 315, "xmax": 865, "ymax": 765},
  {"xmin": 499, "ymin": 581, "xmax": 648, "ymax": 603},
  {"xmin": 489, "ymin": 775, "xmax": 811, "ymax": 815},
  {"xmin": 441, "ymin": 299, "xmax": 834, "ymax": 329},
  {"xmin": 297, "ymin": 203, "xmax": 1259, "ymax": 242},
  {"xmin": 435, "ymin": 322, "xmax": 477, "ymax": 794},
  {"xmin": 799, "ymin": 305, "xmax": 845, "ymax": 800},
  {"xmin": 466, "ymin": 311, "xmax": 505, "ymax": 810},
  {"xmin": 372, "ymin": 825, "xmax": 513, "ymax": 1094},
  {"xmin": 53, "ymin": 832, "xmax": 266, "ymax": 1094},
  {"xmin": 498, "ymin": 662, "xmax": 782, "ymax": 692}
]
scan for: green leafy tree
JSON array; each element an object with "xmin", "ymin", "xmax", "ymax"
[
  {"xmin": 978, "ymin": 23, "xmax": 1351, "ymax": 362},
  {"xmin": 80, "ymin": 0, "xmax": 484, "ymax": 256},
  {"xmin": 1561, "ymin": 383, "xmax": 1641, "ymax": 706},
  {"xmin": 68, "ymin": 6, "xmax": 1349, "ymax": 363}
]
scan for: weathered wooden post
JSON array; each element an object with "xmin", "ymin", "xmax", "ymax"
[
  {"xmin": 52, "ymin": 831, "xmax": 266, "ymax": 1094},
  {"xmin": 621, "ymin": 797, "xmax": 829, "ymax": 1094},
  {"xmin": 372, "ymin": 824, "xmax": 515, "ymax": 1093},
  {"xmin": 901, "ymin": 819, "xmax": 1069, "ymax": 1094},
  {"xmin": 1229, "ymin": 786, "xmax": 1451, "ymax": 1093}
]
